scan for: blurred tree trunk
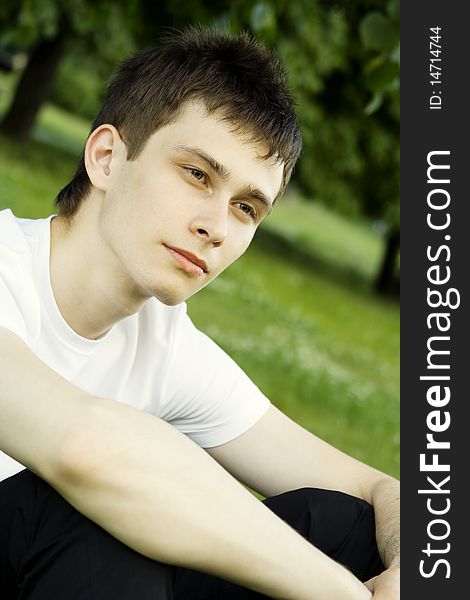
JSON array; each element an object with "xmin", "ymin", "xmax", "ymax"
[
  {"xmin": 0, "ymin": 30, "xmax": 68, "ymax": 143},
  {"xmin": 375, "ymin": 227, "xmax": 400, "ymax": 296}
]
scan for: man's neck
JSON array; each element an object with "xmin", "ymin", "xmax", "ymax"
[{"xmin": 49, "ymin": 201, "xmax": 149, "ymax": 340}]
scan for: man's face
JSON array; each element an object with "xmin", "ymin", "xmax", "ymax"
[{"xmin": 98, "ymin": 102, "xmax": 284, "ymax": 305}]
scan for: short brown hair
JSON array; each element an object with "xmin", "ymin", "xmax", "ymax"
[{"xmin": 55, "ymin": 26, "xmax": 302, "ymax": 217}]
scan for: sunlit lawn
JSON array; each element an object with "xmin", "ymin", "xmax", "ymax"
[
  {"xmin": 0, "ymin": 90, "xmax": 399, "ymax": 478},
  {"xmin": 188, "ymin": 244, "xmax": 399, "ymax": 477}
]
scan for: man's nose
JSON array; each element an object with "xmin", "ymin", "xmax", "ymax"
[{"xmin": 189, "ymin": 201, "xmax": 228, "ymax": 247}]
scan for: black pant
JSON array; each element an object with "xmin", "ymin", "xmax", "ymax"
[{"xmin": 0, "ymin": 470, "xmax": 384, "ymax": 599}]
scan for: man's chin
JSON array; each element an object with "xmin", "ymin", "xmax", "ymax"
[
  {"xmin": 153, "ymin": 293, "xmax": 184, "ymax": 306},
  {"xmin": 152, "ymin": 287, "xmax": 194, "ymax": 307},
  {"xmin": 151, "ymin": 275, "xmax": 212, "ymax": 306}
]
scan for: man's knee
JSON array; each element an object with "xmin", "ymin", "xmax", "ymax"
[
  {"xmin": 263, "ymin": 487, "xmax": 384, "ymax": 581},
  {"xmin": 4, "ymin": 470, "xmax": 175, "ymax": 599},
  {"xmin": 264, "ymin": 487, "xmax": 374, "ymax": 536}
]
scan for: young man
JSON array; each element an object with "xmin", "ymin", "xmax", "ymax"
[{"xmin": 0, "ymin": 28, "xmax": 399, "ymax": 599}]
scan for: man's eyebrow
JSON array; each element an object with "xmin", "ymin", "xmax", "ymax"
[
  {"xmin": 174, "ymin": 145, "xmax": 230, "ymax": 180},
  {"xmin": 240, "ymin": 185, "xmax": 273, "ymax": 215},
  {"xmin": 174, "ymin": 145, "xmax": 274, "ymax": 213}
]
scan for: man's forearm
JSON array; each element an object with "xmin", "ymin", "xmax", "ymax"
[
  {"xmin": 370, "ymin": 476, "xmax": 400, "ymax": 568},
  {"xmin": 51, "ymin": 397, "xmax": 371, "ymax": 600}
]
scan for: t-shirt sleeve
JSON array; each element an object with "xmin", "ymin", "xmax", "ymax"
[{"xmin": 159, "ymin": 311, "xmax": 270, "ymax": 448}]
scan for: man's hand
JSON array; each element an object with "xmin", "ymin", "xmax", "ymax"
[{"xmin": 365, "ymin": 567, "xmax": 400, "ymax": 599}]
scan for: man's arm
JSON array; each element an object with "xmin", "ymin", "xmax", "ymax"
[
  {"xmin": 207, "ymin": 404, "xmax": 400, "ymax": 572},
  {"xmin": 0, "ymin": 327, "xmax": 371, "ymax": 600}
]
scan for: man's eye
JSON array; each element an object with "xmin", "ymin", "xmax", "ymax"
[
  {"xmin": 236, "ymin": 202, "xmax": 257, "ymax": 220},
  {"xmin": 186, "ymin": 167, "xmax": 206, "ymax": 183}
]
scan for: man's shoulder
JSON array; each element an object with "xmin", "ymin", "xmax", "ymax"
[
  {"xmin": 0, "ymin": 208, "xmax": 29, "ymax": 250},
  {"xmin": 0, "ymin": 208, "xmax": 36, "ymax": 278},
  {"xmin": 0, "ymin": 208, "xmax": 50, "ymax": 257},
  {"xmin": 0, "ymin": 209, "xmax": 50, "ymax": 293},
  {"xmin": 0, "ymin": 209, "xmax": 46, "ymax": 342}
]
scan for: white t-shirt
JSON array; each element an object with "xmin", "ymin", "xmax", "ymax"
[{"xmin": 0, "ymin": 209, "xmax": 270, "ymax": 481}]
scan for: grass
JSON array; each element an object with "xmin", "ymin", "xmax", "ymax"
[
  {"xmin": 188, "ymin": 244, "xmax": 399, "ymax": 476},
  {"xmin": 264, "ymin": 194, "xmax": 385, "ymax": 284},
  {"xmin": 0, "ymin": 132, "xmax": 77, "ymax": 216},
  {"xmin": 0, "ymin": 86, "xmax": 399, "ymax": 479},
  {"xmin": 0, "ymin": 72, "xmax": 88, "ymax": 216}
]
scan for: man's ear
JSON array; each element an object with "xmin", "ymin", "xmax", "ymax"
[{"xmin": 84, "ymin": 124, "xmax": 125, "ymax": 192}]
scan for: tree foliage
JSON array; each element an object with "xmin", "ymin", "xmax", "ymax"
[
  {"xmin": 222, "ymin": 0, "xmax": 399, "ymax": 229},
  {"xmin": 219, "ymin": 0, "xmax": 399, "ymax": 293},
  {"xmin": 0, "ymin": 0, "xmax": 139, "ymax": 61}
]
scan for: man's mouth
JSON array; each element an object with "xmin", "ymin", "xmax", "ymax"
[{"xmin": 163, "ymin": 244, "xmax": 208, "ymax": 276}]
